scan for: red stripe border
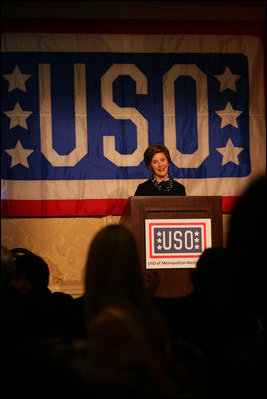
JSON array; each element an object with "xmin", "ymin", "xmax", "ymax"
[
  {"xmin": 1, "ymin": 196, "xmax": 238, "ymax": 217},
  {"xmin": 1, "ymin": 199, "xmax": 127, "ymax": 217}
]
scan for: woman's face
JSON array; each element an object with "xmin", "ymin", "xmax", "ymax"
[{"xmin": 149, "ymin": 152, "xmax": 169, "ymax": 181}]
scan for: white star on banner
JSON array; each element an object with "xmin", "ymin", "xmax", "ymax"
[
  {"xmin": 216, "ymin": 138, "xmax": 244, "ymax": 166},
  {"xmin": 214, "ymin": 66, "xmax": 241, "ymax": 92},
  {"xmin": 5, "ymin": 140, "xmax": 34, "ymax": 168},
  {"xmin": 3, "ymin": 65, "xmax": 31, "ymax": 92},
  {"xmin": 215, "ymin": 101, "xmax": 243, "ymax": 129},
  {"xmin": 3, "ymin": 102, "xmax": 32, "ymax": 130}
]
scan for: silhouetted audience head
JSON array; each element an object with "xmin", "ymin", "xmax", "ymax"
[
  {"xmin": 191, "ymin": 246, "xmax": 230, "ymax": 306},
  {"xmin": 84, "ymin": 224, "xmax": 148, "ymax": 321},
  {"xmin": 84, "ymin": 224, "xmax": 172, "ymax": 353},
  {"xmin": 226, "ymin": 175, "xmax": 266, "ymax": 316},
  {"xmin": 1, "ymin": 245, "xmax": 16, "ymax": 291},
  {"xmin": 227, "ymin": 175, "xmax": 266, "ymax": 255},
  {"xmin": 83, "ymin": 224, "xmax": 178, "ymax": 397},
  {"xmin": 11, "ymin": 248, "xmax": 49, "ymax": 294}
]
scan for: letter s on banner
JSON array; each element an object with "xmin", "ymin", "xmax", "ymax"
[{"xmin": 101, "ymin": 64, "xmax": 148, "ymax": 166}]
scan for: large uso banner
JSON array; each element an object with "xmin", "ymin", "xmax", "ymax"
[{"xmin": 1, "ymin": 22, "xmax": 266, "ymax": 216}]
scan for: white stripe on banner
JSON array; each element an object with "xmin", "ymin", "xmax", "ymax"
[{"xmin": 1, "ymin": 177, "xmax": 259, "ymax": 200}]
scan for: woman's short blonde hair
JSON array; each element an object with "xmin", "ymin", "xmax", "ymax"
[{"xmin": 143, "ymin": 143, "xmax": 171, "ymax": 170}]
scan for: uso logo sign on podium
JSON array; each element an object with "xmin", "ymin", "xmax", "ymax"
[{"xmin": 145, "ymin": 219, "xmax": 211, "ymax": 269}]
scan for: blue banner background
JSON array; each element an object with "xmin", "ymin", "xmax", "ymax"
[{"xmin": 2, "ymin": 51, "xmax": 250, "ymax": 180}]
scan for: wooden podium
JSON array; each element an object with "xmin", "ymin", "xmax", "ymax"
[{"xmin": 120, "ymin": 196, "xmax": 223, "ymax": 298}]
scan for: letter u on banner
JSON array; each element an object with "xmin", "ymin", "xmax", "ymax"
[{"xmin": 39, "ymin": 63, "xmax": 88, "ymax": 167}]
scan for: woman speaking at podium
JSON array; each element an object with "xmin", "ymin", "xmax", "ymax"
[{"xmin": 134, "ymin": 143, "xmax": 186, "ymax": 196}]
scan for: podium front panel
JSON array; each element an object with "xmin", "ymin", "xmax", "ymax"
[{"xmin": 120, "ymin": 196, "xmax": 222, "ymax": 298}]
